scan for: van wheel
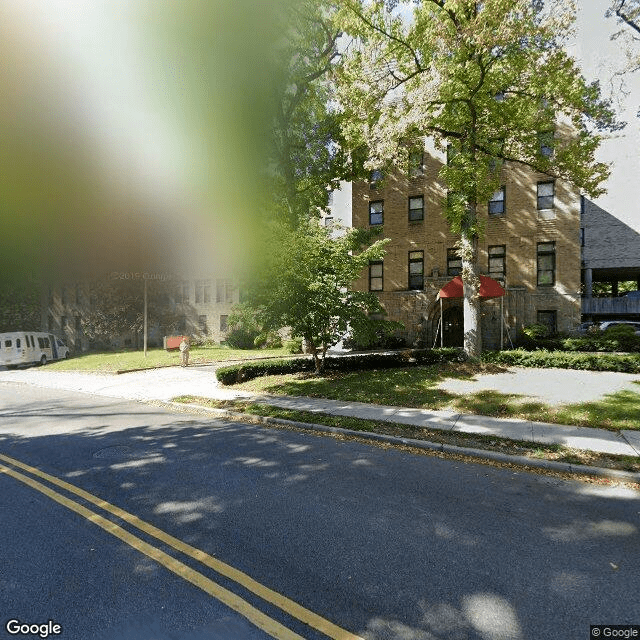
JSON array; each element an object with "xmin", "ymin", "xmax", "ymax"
[{"xmin": 40, "ymin": 355, "xmax": 47, "ymax": 366}]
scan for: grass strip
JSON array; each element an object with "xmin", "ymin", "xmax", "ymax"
[{"xmin": 172, "ymin": 396, "xmax": 640, "ymax": 474}]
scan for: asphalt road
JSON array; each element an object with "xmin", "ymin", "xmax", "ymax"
[{"xmin": 1, "ymin": 382, "xmax": 639, "ymax": 640}]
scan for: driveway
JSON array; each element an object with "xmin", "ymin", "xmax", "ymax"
[{"xmin": 436, "ymin": 366, "xmax": 640, "ymax": 406}]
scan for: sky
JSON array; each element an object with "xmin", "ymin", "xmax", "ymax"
[
  {"xmin": 2, "ymin": 0, "xmax": 640, "ymax": 241},
  {"xmin": 574, "ymin": 1, "xmax": 640, "ymax": 232}
]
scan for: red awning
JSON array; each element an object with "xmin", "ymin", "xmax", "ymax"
[{"xmin": 437, "ymin": 275, "xmax": 505, "ymax": 299}]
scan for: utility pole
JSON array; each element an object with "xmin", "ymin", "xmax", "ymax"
[{"xmin": 143, "ymin": 278, "xmax": 148, "ymax": 357}]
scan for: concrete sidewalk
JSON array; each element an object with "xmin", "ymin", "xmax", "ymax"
[{"xmin": 1, "ymin": 365, "xmax": 639, "ymax": 458}]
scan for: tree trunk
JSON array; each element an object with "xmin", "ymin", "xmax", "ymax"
[
  {"xmin": 460, "ymin": 228, "xmax": 481, "ymax": 359},
  {"xmin": 306, "ymin": 337, "xmax": 324, "ymax": 374}
]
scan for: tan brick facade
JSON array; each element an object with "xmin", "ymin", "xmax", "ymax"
[{"xmin": 353, "ymin": 148, "xmax": 582, "ymax": 348}]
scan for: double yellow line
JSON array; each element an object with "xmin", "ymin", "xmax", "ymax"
[{"xmin": 0, "ymin": 453, "xmax": 363, "ymax": 640}]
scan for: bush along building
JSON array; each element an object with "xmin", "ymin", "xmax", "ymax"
[{"xmin": 351, "ymin": 141, "xmax": 583, "ymax": 349}]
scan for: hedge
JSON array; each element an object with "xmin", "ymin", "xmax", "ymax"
[
  {"xmin": 215, "ymin": 347, "xmax": 465, "ymax": 384},
  {"xmin": 481, "ymin": 349, "xmax": 640, "ymax": 373}
]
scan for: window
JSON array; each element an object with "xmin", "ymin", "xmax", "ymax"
[
  {"xmin": 225, "ymin": 281, "xmax": 234, "ymax": 303},
  {"xmin": 178, "ymin": 281, "xmax": 189, "ymax": 304},
  {"xmin": 195, "ymin": 280, "xmax": 211, "ymax": 304},
  {"xmin": 447, "ymin": 249, "xmax": 462, "ymax": 276},
  {"xmin": 216, "ymin": 279, "xmax": 224, "ymax": 303},
  {"xmin": 537, "ymin": 242, "xmax": 556, "ymax": 286},
  {"xmin": 324, "ymin": 217, "xmax": 334, "ymax": 227},
  {"xmin": 369, "ymin": 261, "xmax": 383, "ymax": 291},
  {"xmin": 4, "ymin": 339, "xmax": 12, "ymax": 348},
  {"xmin": 537, "ymin": 181, "xmax": 554, "ymax": 210},
  {"xmin": 488, "ymin": 187, "xmax": 506, "ymax": 216},
  {"xmin": 370, "ymin": 169, "xmax": 383, "ymax": 189},
  {"xmin": 488, "ymin": 245, "xmax": 506, "ymax": 279},
  {"xmin": 538, "ymin": 130, "xmax": 554, "ymax": 157},
  {"xmin": 408, "ymin": 149, "xmax": 423, "ymax": 177},
  {"xmin": 408, "ymin": 196, "xmax": 424, "ymax": 222},
  {"xmin": 198, "ymin": 315, "xmax": 208, "ymax": 333},
  {"xmin": 220, "ymin": 315, "xmax": 228, "ymax": 332},
  {"xmin": 16, "ymin": 338, "xmax": 21, "ymax": 348},
  {"xmin": 580, "ymin": 228, "xmax": 585, "ymax": 247},
  {"xmin": 409, "ymin": 251, "xmax": 424, "ymax": 290},
  {"xmin": 369, "ymin": 200, "xmax": 383, "ymax": 226},
  {"xmin": 537, "ymin": 310, "xmax": 557, "ymax": 335}
]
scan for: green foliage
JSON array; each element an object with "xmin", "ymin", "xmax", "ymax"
[
  {"xmin": 243, "ymin": 219, "xmax": 400, "ymax": 372},
  {"xmin": 520, "ymin": 324, "xmax": 640, "ymax": 353},
  {"xmin": 81, "ymin": 279, "xmax": 182, "ymax": 347},
  {"xmin": 225, "ymin": 303, "xmax": 261, "ymax": 349},
  {"xmin": 216, "ymin": 348, "xmax": 465, "ymax": 384},
  {"xmin": 284, "ymin": 337, "xmax": 304, "ymax": 354},
  {"xmin": 0, "ymin": 284, "xmax": 42, "ymax": 332},
  {"xmin": 253, "ymin": 332, "xmax": 283, "ymax": 349},
  {"xmin": 482, "ymin": 349, "xmax": 640, "ymax": 373},
  {"xmin": 522, "ymin": 324, "xmax": 551, "ymax": 340},
  {"xmin": 342, "ymin": 321, "xmax": 406, "ymax": 350}
]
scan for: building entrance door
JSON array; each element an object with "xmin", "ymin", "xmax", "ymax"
[{"xmin": 442, "ymin": 307, "xmax": 463, "ymax": 347}]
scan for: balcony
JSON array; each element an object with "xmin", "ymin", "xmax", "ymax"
[{"xmin": 582, "ymin": 296, "xmax": 640, "ymax": 316}]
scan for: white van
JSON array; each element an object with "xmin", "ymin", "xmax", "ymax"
[{"xmin": 0, "ymin": 332, "xmax": 70, "ymax": 367}]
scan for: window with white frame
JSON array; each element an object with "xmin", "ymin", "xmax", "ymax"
[
  {"xmin": 537, "ymin": 181, "xmax": 555, "ymax": 210},
  {"xmin": 408, "ymin": 196, "xmax": 424, "ymax": 222},
  {"xmin": 369, "ymin": 200, "xmax": 383, "ymax": 226}
]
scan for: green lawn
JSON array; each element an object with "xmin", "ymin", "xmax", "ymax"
[
  {"xmin": 232, "ymin": 364, "xmax": 640, "ymax": 431},
  {"xmin": 46, "ymin": 346, "xmax": 291, "ymax": 373}
]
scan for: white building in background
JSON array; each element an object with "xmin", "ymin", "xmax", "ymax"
[{"xmin": 323, "ymin": 181, "xmax": 352, "ymax": 229}]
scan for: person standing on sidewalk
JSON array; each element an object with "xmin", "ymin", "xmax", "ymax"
[{"xmin": 179, "ymin": 336, "xmax": 190, "ymax": 367}]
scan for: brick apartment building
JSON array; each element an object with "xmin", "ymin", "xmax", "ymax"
[{"xmin": 351, "ymin": 141, "xmax": 583, "ymax": 349}]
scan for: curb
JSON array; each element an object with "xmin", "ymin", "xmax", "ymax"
[{"xmin": 167, "ymin": 402, "xmax": 640, "ymax": 485}]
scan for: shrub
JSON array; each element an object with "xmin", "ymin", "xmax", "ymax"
[
  {"xmin": 216, "ymin": 347, "xmax": 466, "ymax": 384},
  {"xmin": 225, "ymin": 328, "xmax": 260, "ymax": 350},
  {"xmin": 482, "ymin": 349, "xmax": 640, "ymax": 373},
  {"xmin": 254, "ymin": 331, "xmax": 283, "ymax": 349},
  {"xmin": 522, "ymin": 323, "xmax": 551, "ymax": 339},
  {"xmin": 342, "ymin": 325, "xmax": 407, "ymax": 350},
  {"xmin": 284, "ymin": 337, "xmax": 304, "ymax": 354}
]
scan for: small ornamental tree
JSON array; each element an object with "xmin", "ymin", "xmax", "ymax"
[
  {"xmin": 335, "ymin": 0, "xmax": 621, "ymax": 357},
  {"xmin": 246, "ymin": 220, "xmax": 400, "ymax": 373}
]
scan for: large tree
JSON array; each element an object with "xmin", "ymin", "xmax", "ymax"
[
  {"xmin": 335, "ymin": 0, "xmax": 620, "ymax": 357},
  {"xmin": 267, "ymin": 0, "xmax": 351, "ymax": 227}
]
